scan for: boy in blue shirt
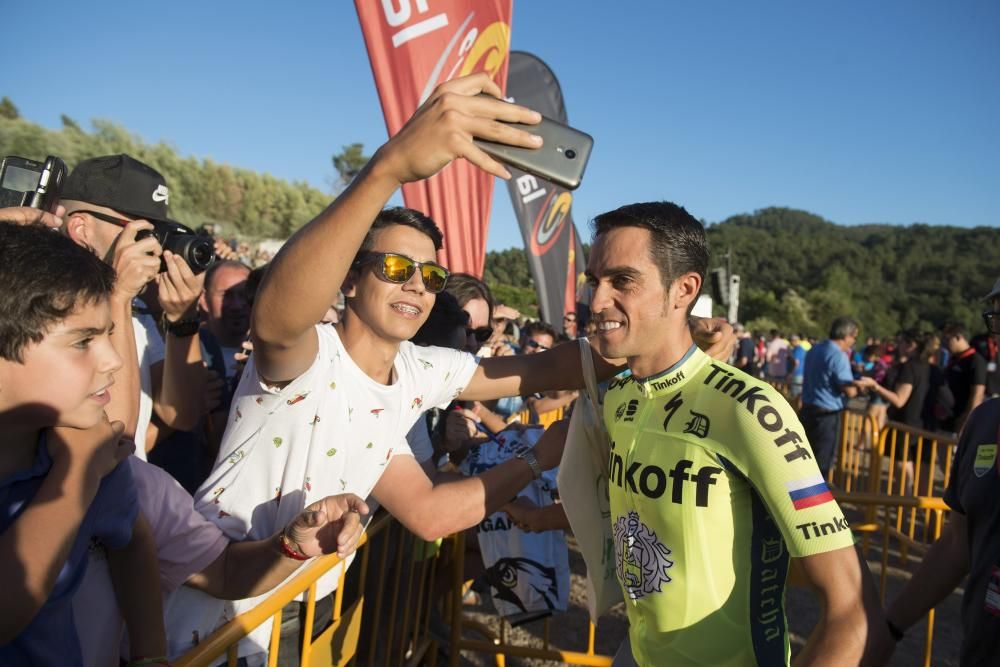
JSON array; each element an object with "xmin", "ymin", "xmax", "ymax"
[{"xmin": 0, "ymin": 221, "xmax": 165, "ymax": 665}]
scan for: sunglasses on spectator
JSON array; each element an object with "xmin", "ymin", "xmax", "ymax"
[
  {"xmin": 526, "ymin": 340, "xmax": 550, "ymax": 351},
  {"xmin": 467, "ymin": 326, "xmax": 493, "ymax": 343},
  {"xmin": 354, "ymin": 252, "xmax": 450, "ymax": 293},
  {"xmin": 984, "ymin": 310, "xmax": 1000, "ymax": 335},
  {"xmin": 563, "ymin": 315, "xmax": 577, "ymax": 322},
  {"xmin": 68, "ymin": 209, "xmax": 133, "ymax": 228}
]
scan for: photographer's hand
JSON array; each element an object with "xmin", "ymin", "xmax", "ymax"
[
  {"xmin": 108, "ymin": 221, "xmax": 162, "ymax": 300},
  {"xmin": 157, "ymin": 250, "xmax": 205, "ymax": 322}
]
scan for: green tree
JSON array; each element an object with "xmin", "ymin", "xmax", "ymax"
[
  {"xmin": 0, "ymin": 97, "xmax": 18, "ymax": 120},
  {"xmin": 332, "ymin": 143, "xmax": 370, "ymax": 192}
]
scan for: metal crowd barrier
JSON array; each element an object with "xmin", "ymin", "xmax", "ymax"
[
  {"xmin": 830, "ymin": 417, "xmax": 959, "ymax": 667},
  {"xmin": 511, "ymin": 405, "xmax": 566, "ymax": 430},
  {"xmin": 833, "ymin": 492, "xmax": 951, "ymax": 667},
  {"xmin": 175, "ymin": 510, "xmax": 450, "ymax": 667}
]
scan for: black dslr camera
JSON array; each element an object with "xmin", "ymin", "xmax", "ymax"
[
  {"xmin": 0, "ymin": 155, "xmax": 67, "ymax": 213},
  {"xmin": 136, "ymin": 221, "xmax": 216, "ymax": 275}
]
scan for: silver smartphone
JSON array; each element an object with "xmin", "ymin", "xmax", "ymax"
[{"xmin": 473, "ymin": 113, "xmax": 594, "ymax": 190}]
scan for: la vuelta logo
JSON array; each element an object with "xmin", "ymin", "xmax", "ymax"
[
  {"xmin": 378, "ymin": 2, "xmax": 510, "ymax": 104},
  {"xmin": 529, "ymin": 189, "xmax": 573, "ymax": 256}
]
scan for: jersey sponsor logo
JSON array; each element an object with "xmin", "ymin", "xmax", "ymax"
[
  {"xmin": 794, "ymin": 514, "xmax": 850, "ymax": 540},
  {"xmin": 648, "ymin": 370, "xmax": 685, "ymax": 392},
  {"xmin": 683, "ymin": 410, "xmax": 710, "ymax": 438},
  {"xmin": 608, "ymin": 445, "xmax": 722, "ymax": 506},
  {"xmin": 760, "ymin": 535, "xmax": 785, "ymax": 563},
  {"xmin": 703, "ymin": 363, "xmax": 813, "ymax": 463},
  {"xmin": 974, "ymin": 444, "xmax": 997, "ymax": 478},
  {"xmin": 615, "ymin": 399, "xmax": 640, "ymax": 422},
  {"xmin": 662, "ymin": 392, "xmax": 684, "ymax": 430},
  {"xmin": 613, "ymin": 511, "xmax": 673, "ymax": 599},
  {"xmin": 786, "ymin": 474, "xmax": 835, "ymax": 510},
  {"xmin": 608, "ymin": 374, "xmax": 636, "ymax": 391}
]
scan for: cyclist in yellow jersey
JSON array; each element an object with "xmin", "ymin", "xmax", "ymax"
[{"xmin": 584, "ymin": 202, "xmax": 891, "ymax": 666}]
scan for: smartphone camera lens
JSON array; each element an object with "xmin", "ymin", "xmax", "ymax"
[{"xmin": 564, "ymin": 148, "xmax": 577, "ymax": 160}]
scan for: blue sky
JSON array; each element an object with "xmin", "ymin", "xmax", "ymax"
[{"xmin": 6, "ymin": 1, "xmax": 998, "ymax": 250}]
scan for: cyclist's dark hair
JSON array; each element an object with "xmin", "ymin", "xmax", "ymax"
[{"xmin": 592, "ymin": 201, "xmax": 708, "ymax": 295}]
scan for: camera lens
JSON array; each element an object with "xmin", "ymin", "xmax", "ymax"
[
  {"xmin": 188, "ymin": 239, "xmax": 217, "ymax": 274},
  {"xmin": 564, "ymin": 149, "xmax": 577, "ymax": 160}
]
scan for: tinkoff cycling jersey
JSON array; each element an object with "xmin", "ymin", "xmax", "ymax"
[{"xmin": 604, "ymin": 346, "xmax": 855, "ymax": 666}]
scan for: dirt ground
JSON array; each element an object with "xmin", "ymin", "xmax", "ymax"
[{"xmin": 449, "ymin": 532, "xmax": 963, "ymax": 666}]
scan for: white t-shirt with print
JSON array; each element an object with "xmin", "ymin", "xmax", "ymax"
[
  {"xmin": 132, "ymin": 312, "xmax": 165, "ymax": 461},
  {"xmin": 169, "ymin": 324, "xmax": 478, "ymax": 660}
]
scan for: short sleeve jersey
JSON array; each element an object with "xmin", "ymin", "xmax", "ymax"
[
  {"xmin": 942, "ymin": 398, "xmax": 1000, "ymax": 666},
  {"xmin": 0, "ymin": 440, "xmax": 137, "ymax": 666},
  {"xmin": 603, "ymin": 347, "xmax": 854, "ymax": 667}
]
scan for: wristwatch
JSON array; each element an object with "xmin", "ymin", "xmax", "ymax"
[
  {"xmin": 162, "ymin": 314, "xmax": 200, "ymax": 337},
  {"xmin": 514, "ymin": 447, "xmax": 542, "ymax": 480}
]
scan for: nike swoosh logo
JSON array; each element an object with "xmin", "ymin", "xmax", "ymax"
[{"xmin": 152, "ymin": 184, "xmax": 169, "ymax": 204}]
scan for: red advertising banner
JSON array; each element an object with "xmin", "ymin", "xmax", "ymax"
[{"xmin": 355, "ymin": 0, "xmax": 513, "ymax": 277}]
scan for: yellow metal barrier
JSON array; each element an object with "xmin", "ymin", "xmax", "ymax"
[
  {"xmin": 830, "ymin": 410, "xmax": 881, "ymax": 492},
  {"xmin": 833, "ymin": 491, "xmax": 951, "ymax": 667},
  {"xmin": 175, "ymin": 511, "xmax": 449, "ymax": 667},
  {"xmin": 871, "ymin": 422, "xmax": 956, "ymax": 566},
  {"xmin": 511, "ymin": 405, "xmax": 566, "ymax": 430}
]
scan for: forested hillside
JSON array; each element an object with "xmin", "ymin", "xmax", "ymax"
[
  {"xmin": 707, "ymin": 208, "xmax": 998, "ymax": 337},
  {"xmin": 0, "ymin": 98, "xmax": 330, "ymax": 238},
  {"xmin": 484, "ymin": 208, "xmax": 999, "ymax": 337}
]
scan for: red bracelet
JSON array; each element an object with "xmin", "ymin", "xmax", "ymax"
[{"xmin": 278, "ymin": 532, "xmax": 310, "ymax": 561}]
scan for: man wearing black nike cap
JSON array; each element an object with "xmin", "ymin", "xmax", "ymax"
[{"xmin": 59, "ymin": 154, "xmax": 207, "ymax": 458}]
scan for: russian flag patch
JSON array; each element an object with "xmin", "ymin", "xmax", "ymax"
[{"xmin": 786, "ymin": 475, "xmax": 834, "ymax": 510}]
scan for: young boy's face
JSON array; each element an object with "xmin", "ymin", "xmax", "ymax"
[{"xmin": 0, "ymin": 297, "xmax": 121, "ymax": 430}]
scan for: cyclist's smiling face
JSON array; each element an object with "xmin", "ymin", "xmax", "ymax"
[
  {"xmin": 586, "ymin": 225, "xmax": 699, "ymax": 377},
  {"xmin": 587, "ymin": 227, "xmax": 670, "ymax": 359}
]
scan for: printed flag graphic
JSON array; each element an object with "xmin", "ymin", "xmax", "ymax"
[{"xmin": 786, "ymin": 475, "xmax": 834, "ymax": 510}]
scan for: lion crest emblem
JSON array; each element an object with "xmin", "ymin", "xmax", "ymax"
[{"xmin": 613, "ymin": 511, "xmax": 673, "ymax": 599}]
